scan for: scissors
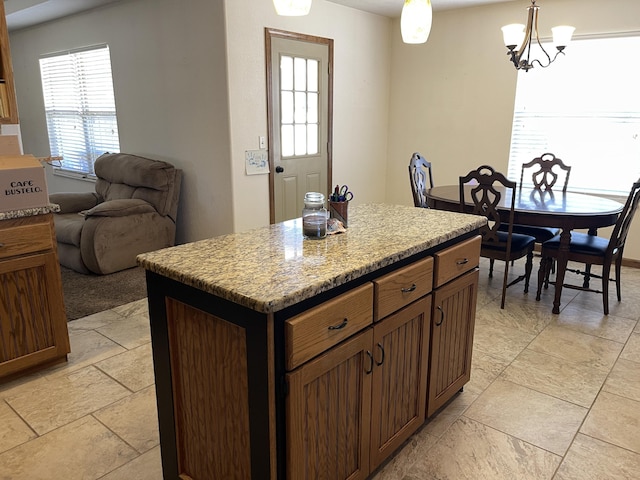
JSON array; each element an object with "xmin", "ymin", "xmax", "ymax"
[{"xmin": 334, "ymin": 184, "xmax": 353, "ymax": 202}]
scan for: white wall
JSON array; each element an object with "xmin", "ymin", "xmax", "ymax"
[
  {"xmin": 386, "ymin": 0, "xmax": 640, "ymax": 261},
  {"xmin": 10, "ymin": 0, "xmax": 391, "ymax": 240},
  {"xmin": 9, "ymin": 0, "xmax": 234, "ymax": 244},
  {"xmin": 224, "ymin": 0, "xmax": 391, "ymax": 232}
]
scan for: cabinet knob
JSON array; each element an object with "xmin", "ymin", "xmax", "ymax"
[
  {"xmin": 364, "ymin": 350, "xmax": 374, "ymax": 374},
  {"xmin": 456, "ymin": 258, "xmax": 469, "ymax": 265},
  {"xmin": 328, "ymin": 318, "xmax": 348, "ymax": 330},
  {"xmin": 435, "ymin": 306, "xmax": 445, "ymax": 326},
  {"xmin": 375, "ymin": 342, "xmax": 385, "ymax": 366},
  {"xmin": 401, "ymin": 283, "xmax": 417, "ymax": 293}
]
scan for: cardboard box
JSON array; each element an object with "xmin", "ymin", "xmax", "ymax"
[
  {"xmin": 0, "ymin": 135, "xmax": 21, "ymax": 155},
  {"xmin": 0, "ymin": 155, "xmax": 49, "ymax": 213}
]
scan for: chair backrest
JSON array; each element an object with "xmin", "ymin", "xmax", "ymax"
[
  {"xmin": 459, "ymin": 165, "xmax": 516, "ymax": 249},
  {"xmin": 607, "ymin": 177, "xmax": 640, "ymax": 256},
  {"xmin": 408, "ymin": 152, "xmax": 434, "ymax": 208},
  {"xmin": 520, "ymin": 153, "xmax": 571, "ymax": 192},
  {"xmin": 94, "ymin": 153, "xmax": 182, "ymax": 220}
]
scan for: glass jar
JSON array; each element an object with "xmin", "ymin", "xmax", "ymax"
[{"xmin": 302, "ymin": 192, "xmax": 328, "ymax": 239}]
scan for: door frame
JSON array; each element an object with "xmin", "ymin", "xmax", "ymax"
[{"xmin": 265, "ymin": 28, "xmax": 334, "ymax": 224}]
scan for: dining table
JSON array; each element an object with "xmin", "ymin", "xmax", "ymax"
[{"xmin": 426, "ymin": 185, "xmax": 625, "ymax": 314}]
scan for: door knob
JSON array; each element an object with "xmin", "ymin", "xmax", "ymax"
[{"xmin": 275, "ymin": 166, "xmax": 284, "ymax": 173}]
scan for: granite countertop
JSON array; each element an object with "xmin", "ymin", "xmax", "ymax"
[
  {"xmin": 137, "ymin": 204, "xmax": 486, "ymax": 313},
  {"xmin": 0, "ymin": 204, "xmax": 60, "ymax": 221}
]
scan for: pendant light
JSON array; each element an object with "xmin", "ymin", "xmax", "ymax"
[
  {"xmin": 273, "ymin": 0, "xmax": 312, "ymax": 16},
  {"xmin": 401, "ymin": 0, "xmax": 432, "ymax": 44}
]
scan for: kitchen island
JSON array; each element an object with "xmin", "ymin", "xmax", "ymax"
[{"xmin": 138, "ymin": 204, "xmax": 486, "ymax": 480}]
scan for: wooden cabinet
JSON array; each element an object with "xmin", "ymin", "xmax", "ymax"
[
  {"xmin": 0, "ymin": 213, "xmax": 69, "ymax": 379},
  {"xmin": 369, "ymin": 296, "xmax": 430, "ymax": 470},
  {"xmin": 144, "ymin": 227, "xmax": 482, "ymax": 479},
  {"xmin": 286, "ymin": 259, "xmax": 433, "ymax": 479},
  {"xmin": 427, "ymin": 236, "xmax": 480, "ymax": 417},
  {"xmin": 287, "ymin": 328, "xmax": 373, "ymax": 480},
  {"xmin": 0, "ymin": 0, "xmax": 18, "ymax": 123}
]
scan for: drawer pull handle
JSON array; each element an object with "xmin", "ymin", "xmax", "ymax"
[
  {"xmin": 0, "ymin": 243, "xmax": 4, "ymax": 248},
  {"xmin": 435, "ymin": 306, "xmax": 445, "ymax": 326},
  {"xmin": 456, "ymin": 258, "xmax": 469, "ymax": 265},
  {"xmin": 375, "ymin": 342, "xmax": 385, "ymax": 366},
  {"xmin": 401, "ymin": 283, "xmax": 417, "ymax": 293},
  {"xmin": 364, "ymin": 350, "xmax": 374, "ymax": 374},
  {"xmin": 328, "ymin": 318, "xmax": 348, "ymax": 330}
]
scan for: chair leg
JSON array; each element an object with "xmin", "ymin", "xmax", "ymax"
[
  {"xmin": 601, "ymin": 263, "xmax": 611, "ymax": 315},
  {"xmin": 489, "ymin": 259, "xmax": 495, "ymax": 278},
  {"xmin": 615, "ymin": 256, "xmax": 622, "ymax": 302},
  {"xmin": 536, "ymin": 255, "xmax": 549, "ymax": 301},
  {"xmin": 524, "ymin": 251, "xmax": 533, "ymax": 294}
]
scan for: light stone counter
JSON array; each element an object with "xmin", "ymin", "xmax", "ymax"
[
  {"xmin": 0, "ymin": 203, "xmax": 60, "ymax": 221},
  {"xmin": 137, "ymin": 203, "xmax": 486, "ymax": 313}
]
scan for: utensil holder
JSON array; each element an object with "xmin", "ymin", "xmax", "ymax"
[{"xmin": 329, "ymin": 201, "xmax": 349, "ymax": 227}]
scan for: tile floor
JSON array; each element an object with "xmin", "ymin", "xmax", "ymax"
[{"xmin": 1, "ymin": 258, "xmax": 639, "ymax": 479}]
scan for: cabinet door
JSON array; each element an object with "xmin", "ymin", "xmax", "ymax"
[
  {"xmin": 287, "ymin": 329, "xmax": 373, "ymax": 480},
  {"xmin": 0, "ymin": 252, "xmax": 69, "ymax": 376},
  {"xmin": 427, "ymin": 269, "xmax": 478, "ymax": 417},
  {"xmin": 370, "ymin": 295, "xmax": 431, "ymax": 470}
]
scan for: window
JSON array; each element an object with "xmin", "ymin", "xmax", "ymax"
[
  {"xmin": 39, "ymin": 44, "xmax": 120, "ymax": 177},
  {"xmin": 507, "ymin": 35, "xmax": 640, "ymax": 196},
  {"xmin": 280, "ymin": 55, "xmax": 319, "ymax": 157}
]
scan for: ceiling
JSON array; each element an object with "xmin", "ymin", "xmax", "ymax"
[
  {"xmin": 5, "ymin": 0, "xmax": 518, "ymax": 31},
  {"xmin": 327, "ymin": 0, "xmax": 516, "ymax": 17}
]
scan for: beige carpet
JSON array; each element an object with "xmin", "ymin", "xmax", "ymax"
[{"xmin": 60, "ymin": 266, "xmax": 148, "ymax": 320}]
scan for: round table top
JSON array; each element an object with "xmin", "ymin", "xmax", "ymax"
[{"xmin": 427, "ymin": 185, "xmax": 624, "ymax": 230}]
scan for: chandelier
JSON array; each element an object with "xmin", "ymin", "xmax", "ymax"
[
  {"xmin": 273, "ymin": 0, "xmax": 312, "ymax": 16},
  {"xmin": 401, "ymin": 0, "xmax": 432, "ymax": 44},
  {"xmin": 501, "ymin": 0, "xmax": 574, "ymax": 72}
]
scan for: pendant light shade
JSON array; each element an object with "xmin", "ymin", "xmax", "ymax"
[
  {"xmin": 401, "ymin": 0, "xmax": 432, "ymax": 44},
  {"xmin": 273, "ymin": 0, "xmax": 312, "ymax": 16}
]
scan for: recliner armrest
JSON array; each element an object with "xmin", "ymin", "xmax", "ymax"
[
  {"xmin": 49, "ymin": 192, "xmax": 100, "ymax": 214},
  {"xmin": 84, "ymin": 198, "xmax": 156, "ymax": 217}
]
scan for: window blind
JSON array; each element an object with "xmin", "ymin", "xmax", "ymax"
[
  {"xmin": 40, "ymin": 45, "xmax": 120, "ymax": 176},
  {"xmin": 507, "ymin": 35, "xmax": 640, "ymax": 196}
]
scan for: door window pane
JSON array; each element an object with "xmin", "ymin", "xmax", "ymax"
[
  {"xmin": 281, "ymin": 125, "xmax": 294, "ymax": 157},
  {"xmin": 307, "ymin": 60, "xmax": 318, "ymax": 92},
  {"xmin": 281, "ymin": 91, "xmax": 294, "ymax": 124},
  {"xmin": 281, "ymin": 56, "xmax": 293, "ymax": 91},
  {"xmin": 280, "ymin": 55, "xmax": 320, "ymax": 157}
]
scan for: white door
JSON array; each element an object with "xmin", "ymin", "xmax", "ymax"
[{"xmin": 266, "ymin": 29, "xmax": 333, "ymax": 223}]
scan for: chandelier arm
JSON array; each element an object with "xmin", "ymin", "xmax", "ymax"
[
  {"xmin": 533, "ymin": 6, "xmax": 552, "ymax": 67},
  {"xmin": 530, "ymin": 50, "xmax": 564, "ymax": 69}
]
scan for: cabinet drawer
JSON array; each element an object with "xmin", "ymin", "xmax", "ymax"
[
  {"xmin": 285, "ymin": 283, "xmax": 373, "ymax": 370},
  {"xmin": 433, "ymin": 235, "xmax": 481, "ymax": 288},
  {"xmin": 373, "ymin": 257, "xmax": 433, "ymax": 321},
  {"xmin": 0, "ymin": 223, "xmax": 53, "ymax": 260}
]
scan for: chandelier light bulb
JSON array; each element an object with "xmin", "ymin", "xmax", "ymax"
[{"xmin": 552, "ymin": 25, "xmax": 575, "ymax": 49}]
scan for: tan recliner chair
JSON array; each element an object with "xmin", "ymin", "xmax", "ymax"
[{"xmin": 50, "ymin": 153, "xmax": 182, "ymax": 275}]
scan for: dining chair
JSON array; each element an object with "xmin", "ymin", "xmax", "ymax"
[
  {"xmin": 408, "ymin": 152, "xmax": 434, "ymax": 208},
  {"xmin": 536, "ymin": 177, "xmax": 640, "ymax": 315},
  {"xmin": 460, "ymin": 165, "xmax": 536, "ymax": 309},
  {"xmin": 502, "ymin": 153, "xmax": 571, "ymax": 244}
]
